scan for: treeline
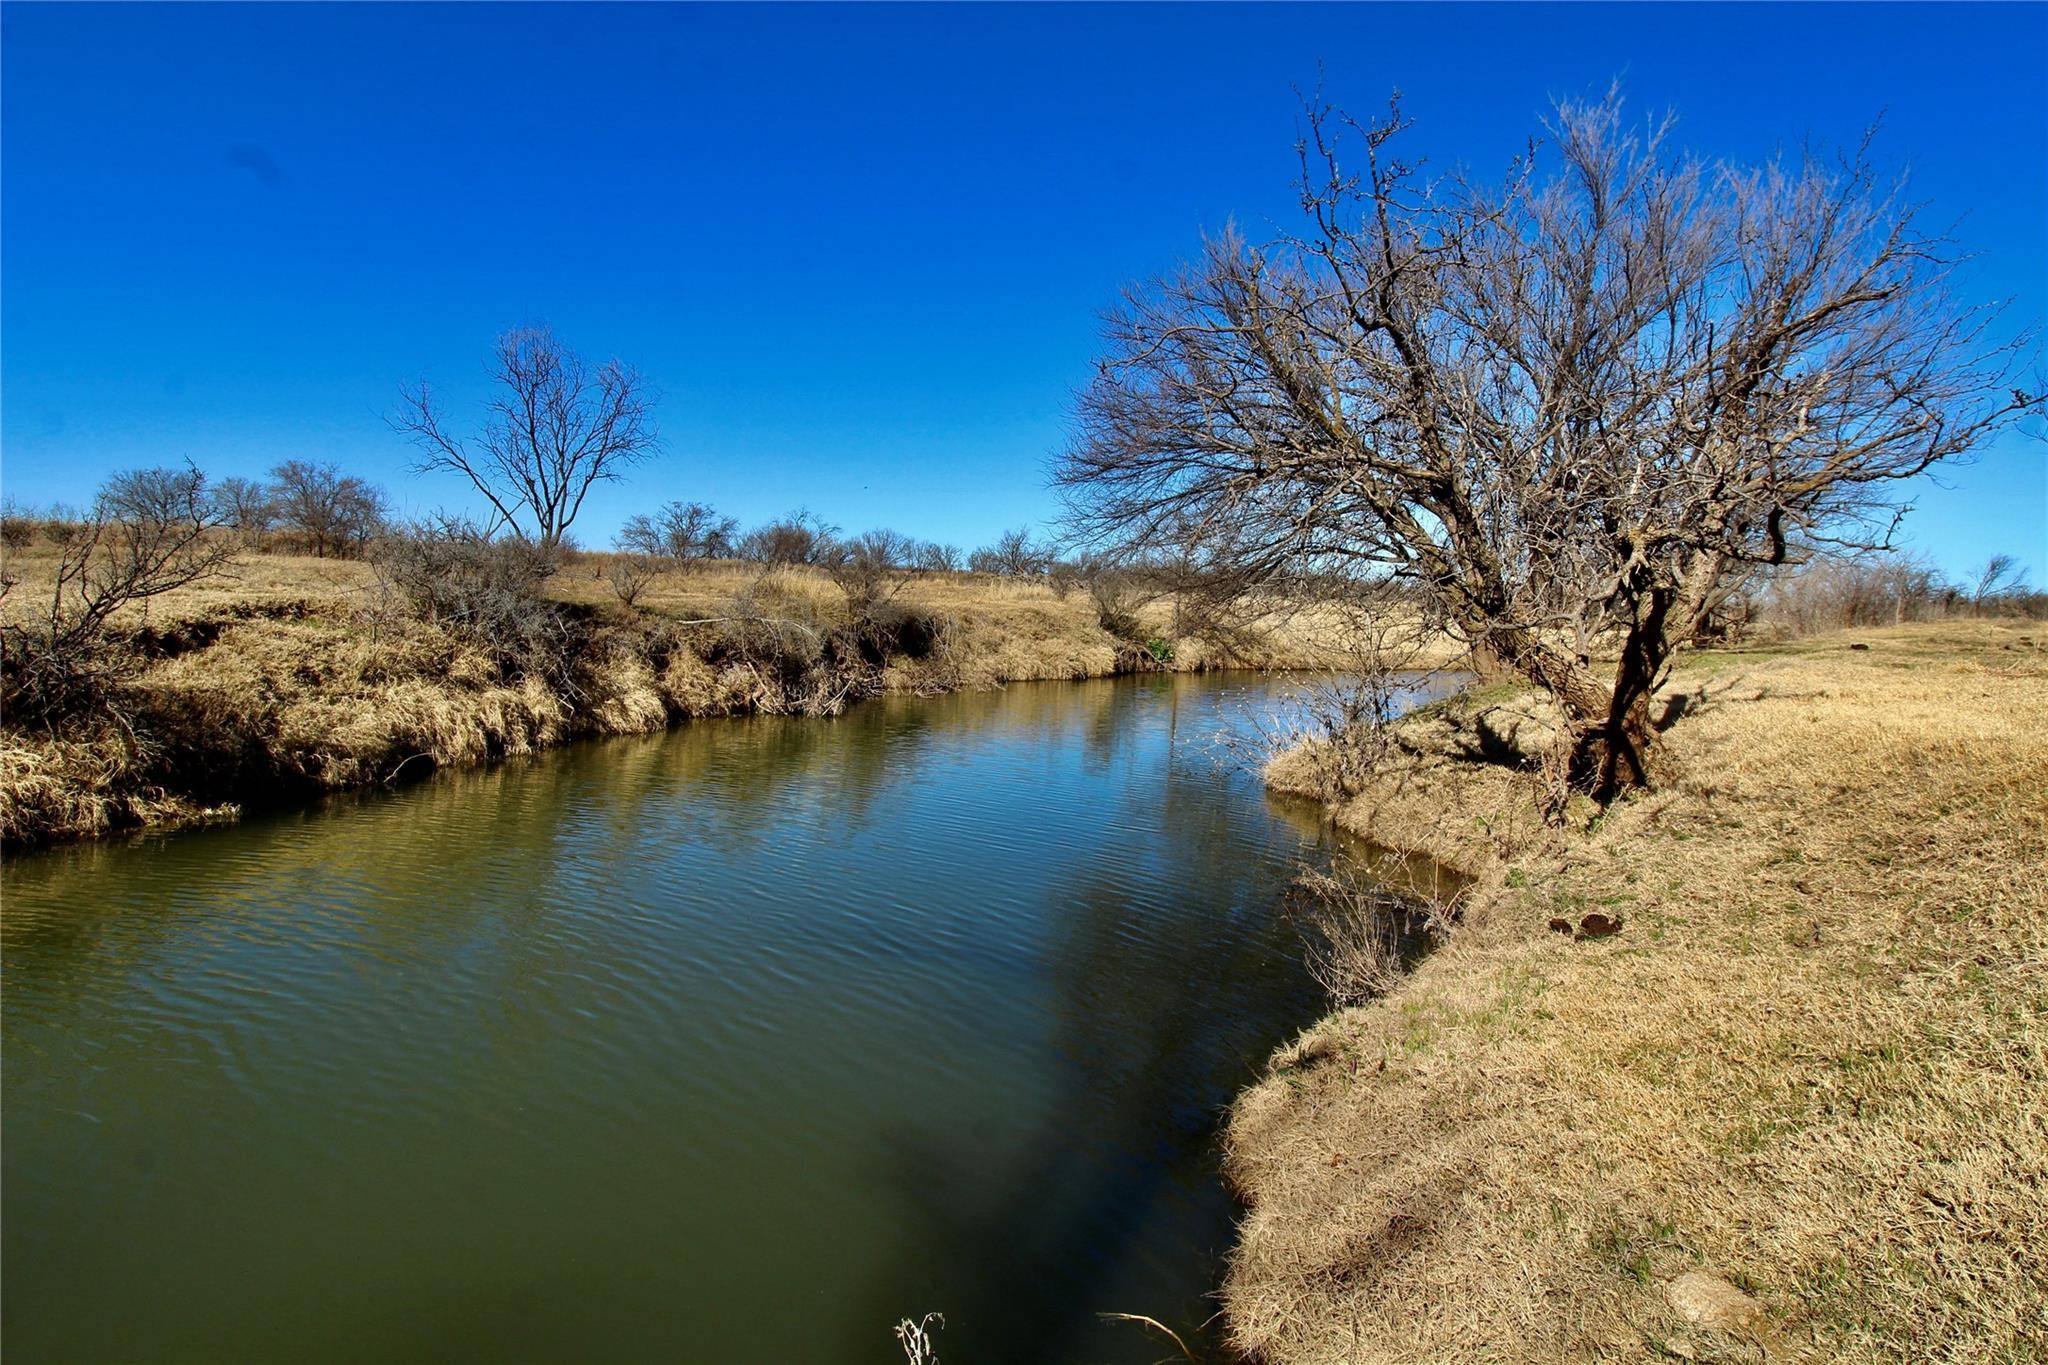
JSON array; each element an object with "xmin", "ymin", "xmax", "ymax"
[
  {"xmin": 1749, "ymin": 552, "xmax": 2046, "ymax": 635},
  {"xmin": 0, "ymin": 456, "xmax": 1143, "ymax": 763},
  {"xmin": 0, "ymin": 480, "xmax": 1069, "ymax": 585},
  {"xmin": 1, "ymin": 459, "xmax": 387, "ymax": 559}
]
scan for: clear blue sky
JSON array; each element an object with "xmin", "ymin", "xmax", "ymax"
[{"xmin": 4, "ymin": 3, "xmax": 2043, "ymax": 579}]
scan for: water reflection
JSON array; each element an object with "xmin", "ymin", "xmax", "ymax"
[{"xmin": 3, "ymin": 673, "xmax": 1443, "ymax": 1363}]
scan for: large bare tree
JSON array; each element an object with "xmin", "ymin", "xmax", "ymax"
[
  {"xmin": 1059, "ymin": 90, "xmax": 2039, "ymax": 805},
  {"xmin": 395, "ymin": 325, "xmax": 660, "ymax": 549}
]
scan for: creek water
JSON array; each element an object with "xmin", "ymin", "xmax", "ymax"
[{"xmin": 2, "ymin": 671, "xmax": 1454, "ymax": 1363}]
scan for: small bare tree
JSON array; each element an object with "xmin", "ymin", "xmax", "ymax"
[
  {"xmin": 1, "ymin": 465, "xmax": 233, "ymax": 735},
  {"xmin": 395, "ymin": 325, "xmax": 661, "ymax": 549},
  {"xmin": 1972, "ymin": 554, "xmax": 2028, "ymax": 612},
  {"xmin": 0, "ymin": 500, "xmax": 34, "ymax": 553},
  {"xmin": 893, "ymin": 1313, "xmax": 944, "ymax": 1365},
  {"xmin": 914, "ymin": 541, "xmax": 963, "ymax": 573},
  {"xmin": 968, "ymin": 526, "xmax": 1048, "ymax": 577},
  {"xmin": 1060, "ymin": 89, "xmax": 2040, "ymax": 807}
]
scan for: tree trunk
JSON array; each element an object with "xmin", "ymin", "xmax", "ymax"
[
  {"xmin": 1486, "ymin": 606, "xmax": 1669, "ymax": 814},
  {"xmin": 1561, "ymin": 602, "xmax": 1673, "ymax": 804},
  {"xmin": 1562, "ymin": 658, "xmax": 1659, "ymax": 803}
]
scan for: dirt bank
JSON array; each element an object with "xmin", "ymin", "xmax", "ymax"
[{"xmin": 1228, "ymin": 621, "xmax": 2047, "ymax": 1363}]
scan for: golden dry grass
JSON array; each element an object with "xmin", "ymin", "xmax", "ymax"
[{"xmin": 1230, "ymin": 620, "xmax": 2048, "ymax": 1362}]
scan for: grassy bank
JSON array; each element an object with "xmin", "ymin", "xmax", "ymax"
[
  {"xmin": 0, "ymin": 548, "xmax": 1345, "ymax": 849},
  {"xmin": 1229, "ymin": 620, "xmax": 2046, "ymax": 1363}
]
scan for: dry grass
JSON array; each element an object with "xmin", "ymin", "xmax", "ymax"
[
  {"xmin": 1230, "ymin": 620, "xmax": 2048, "ymax": 1362},
  {"xmin": 0, "ymin": 548, "xmax": 1346, "ymax": 847}
]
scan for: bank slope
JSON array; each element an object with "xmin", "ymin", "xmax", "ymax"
[{"xmin": 1228, "ymin": 622, "xmax": 2047, "ymax": 1363}]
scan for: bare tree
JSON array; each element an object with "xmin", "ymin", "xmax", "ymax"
[
  {"xmin": 823, "ymin": 528, "xmax": 925, "ymax": 621},
  {"xmin": 395, "ymin": 325, "xmax": 661, "ymax": 549},
  {"xmin": 0, "ymin": 498, "xmax": 34, "ymax": 552},
  {"xmin": 616, "ymin": 499, "xmax": 737, "ymax": 561},
  {"xmin": 914, "ymin": 541, "xmax": 963, "ymax": 573},
  {"xmin": 738, "ymin": 509, "xmax": 838, "ymax": 566},
  {"xmin": 210, "ymin": 476, "xmax": 276, "ymax": 546},
  {"xmin": 269, "ymin": 460, "xmax": 387, "ymax": 557},
  {"xmin": 1060, "ymin": 89, "xmax": 2039, "ymax": 807},
  {"xmin": 968, "ymin": 526, "xmax": 1048, "ymax": 577},
  {"xmin": 1972, "ymin": 554, "xmax": 2028, "ymax": 611}
]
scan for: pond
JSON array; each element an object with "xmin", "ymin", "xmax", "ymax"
[{"xmin": 1, "ymin": 671, "xmax": 1455, "ymax": 1363}]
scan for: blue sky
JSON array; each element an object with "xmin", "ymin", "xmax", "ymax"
[{"xmin": 4, "ymin": 3, "xmax": 2043, "ymax": 579}]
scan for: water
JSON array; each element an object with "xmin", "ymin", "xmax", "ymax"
[{"xmin": 2, "ymin": 672, "xmax": 1451, "ymax": 1363}]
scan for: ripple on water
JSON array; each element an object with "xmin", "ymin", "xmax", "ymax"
[{"xmin": 0, "ymin": 673, "xmax": 1452, "ymax": 1365}]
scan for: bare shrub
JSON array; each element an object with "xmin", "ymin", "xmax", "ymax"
[
  {"xmin": 209, "ymin": 476, "xmax": 276, "ymax": 547},
  {"xmin": 1972, "ymin": 554, "xmax": 2031, "ymax": 612},
  {"xmin": 1291, "ymin": 868, "xmax": 1410, "ymax": 1005},
  {"xmin": 0, "ymin": 499, "xmax": 35, "ymax": 552},
  {"xmin": 395, "ymin": 325, "xmax": 661, "ymax": 549},
  {"xmin": 914, "ymin": 541, "xmax": 962, "ymax": 573},
  {"xmin": 824, "ymin": 529, "xmax": 924, "ymax": 623},
  {"xmin": 1291, "ymin": 865, "xmax": 1456, "ymax": 1007},
  {"xmin": 738, "ymin": 509, "xmax": 838, "ymax": 566},
  {"xmin": 893, "ymin": 1313, "xmax": 944, "ymax": 1365},
  {"xmin": 1, "ymin": 465, "xmax": 233, "ymax": 736},
  {"xmin": 375, "ymin": 516, "xmax": 579, "ymax": 683},
  {"xmin": 1752, "ymin": 550, "xmax": 2047, "ymax": 634},
  {"xmin": 705, "ymin": 573, "xmax": 852, "ymax": 714},
  {"xmin": 606, "ymin": 553, "xmax": 662, "ymax": 607},
  {"xmin": 1083, "ymin": 557, "xmax": 1150, "ymax": 641},
  {"xmin": 39, "ymin": 505, "xmax": 88, "ymax": 550},
  {"xmin": 1757, "ymin": 552, "xmax": 1948, "ymax": 633}
]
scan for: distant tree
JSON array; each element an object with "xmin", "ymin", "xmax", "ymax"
[
  {"xmin": 0, "ymin": 498, "xmax": 34, "ymax": 552},
  {"xmin": 969, "ymin": 526, "xmax": 1047, "ymax": 577},
  {"xmin": 269, "ymin": 460, "xmax": 387, "ymax": 557},
  {"xmin": 1060, "ymin": 90, "xmax": 2039, "ymax": 806},
  {"xmin": 914, "ymin": 541, "xmax": 963, "ymax": 573},
  {"xmin": 616, "ymin": 499, "xmax": 738, "ymax": 561},
  {"xmin": 40, "ymin": 504, "xmax": 88, "ymax": 550},
  {"xmin": 395, "ymin": 325, "xmax": 661, "ymax": 549},
  {"xmin": 1973, "ymin": 554, "xmax": 2029, "ymax": 611},
  {"xmin": 739, "ymin": 509, "xmax": 838, "ymax": 566},
  {"xmin": 210, "ymin": 476, "xmax": 276, "ymax": 545},
  {"xmin": 606, "ymin": 553, "xmax": 662, "ymax": 607}
]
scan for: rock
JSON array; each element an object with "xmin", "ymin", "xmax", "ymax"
[
  {"xmin": 1577, "ymin": 911, "xmax": 1624, "ymax": 939},
  {"xmin": 1666, "ymin": 1270, "xmax": 1763, "ymax": 1331}
]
